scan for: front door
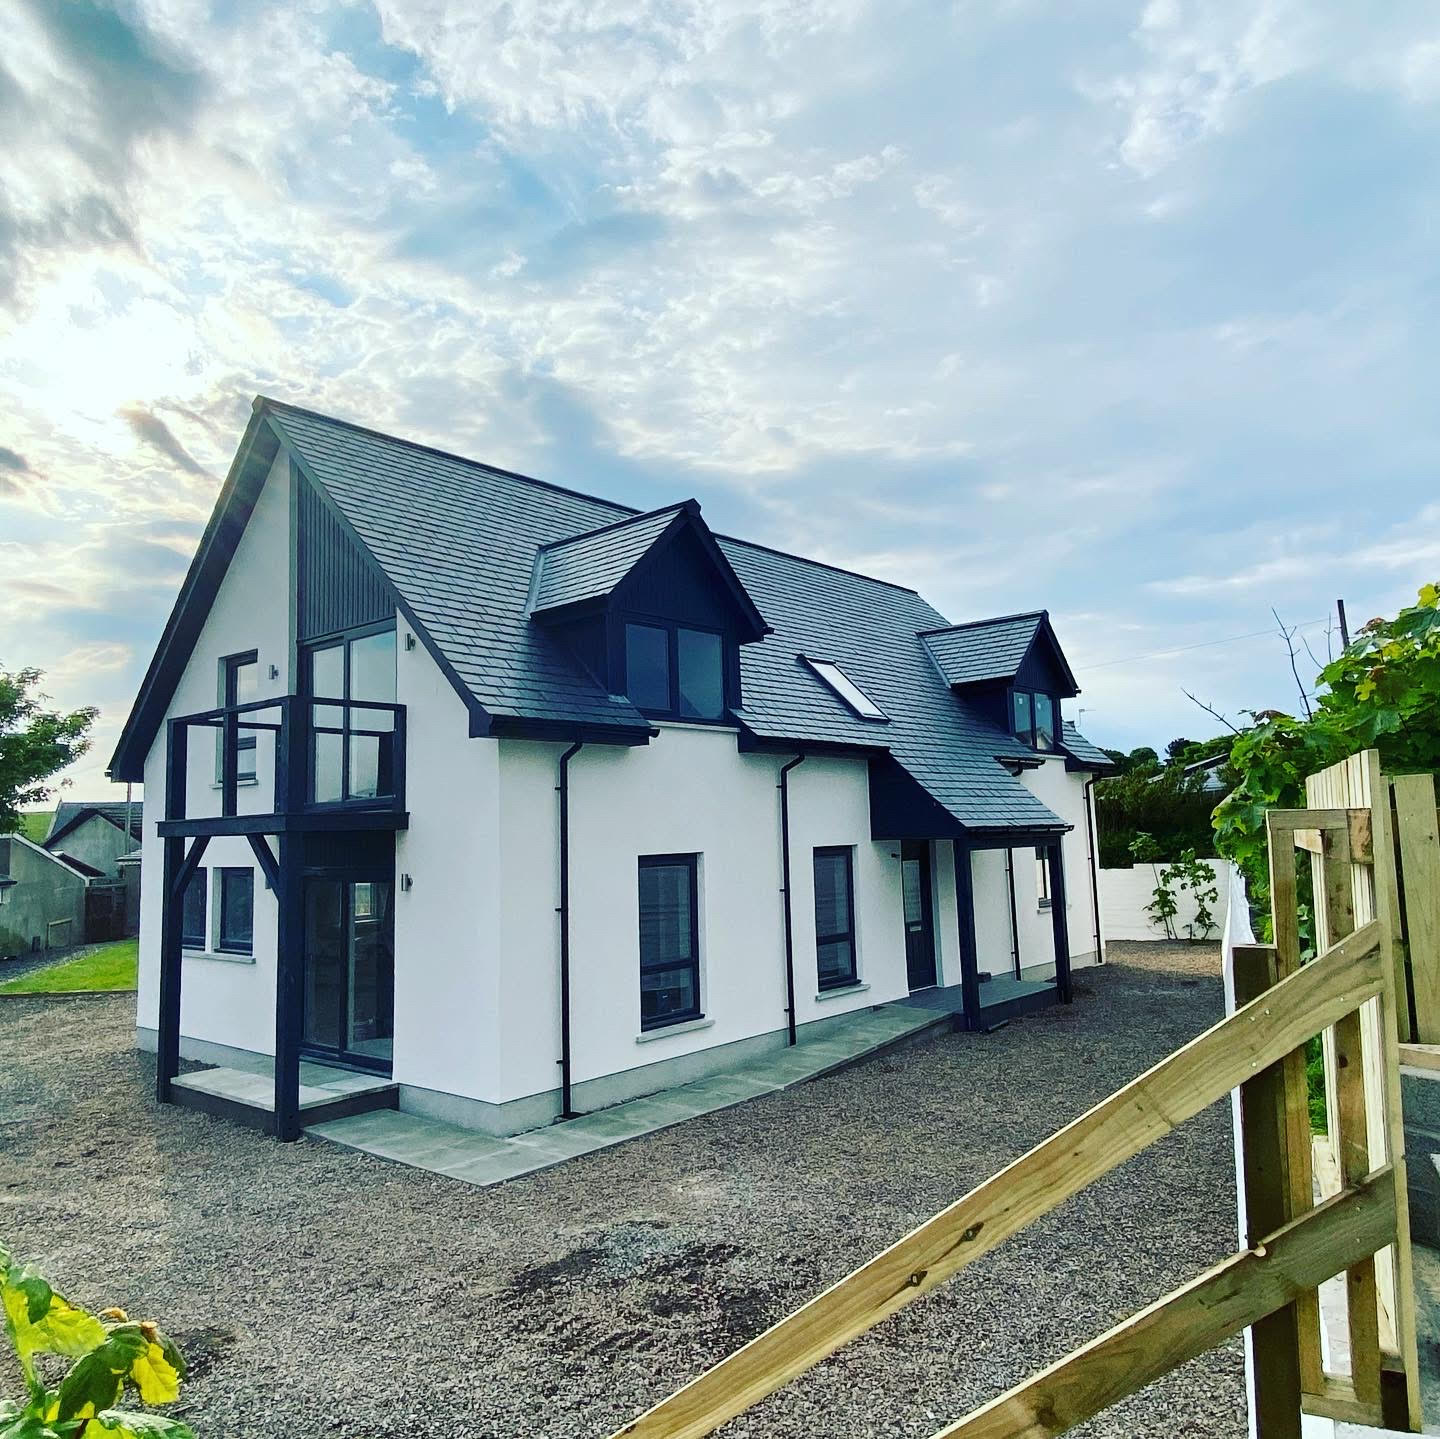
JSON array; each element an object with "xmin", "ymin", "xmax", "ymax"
[
  {"xmin": 302, "ymin": 877, "xmax": 395, "ymax": 1072},
  {"xmin": 901, "ymin": 840, "xmax": 937, "ymax": 990}
]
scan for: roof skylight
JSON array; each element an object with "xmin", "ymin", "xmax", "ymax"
[{"xmin": 804, "ymin": 658, "xmax": 888, "ymax": 721}]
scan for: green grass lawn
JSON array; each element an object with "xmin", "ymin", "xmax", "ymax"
[
  {"xmin": 18, "ymin": 811, "xmax": 53, "ymax": 843},
  {"xmin": 0, "ymin": 939, "xmax": 138, "ymax": 994}
]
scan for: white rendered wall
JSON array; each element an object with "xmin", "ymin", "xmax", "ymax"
[
  {"xmin": 391, "ymin": 631, "xmax": 502, "ymax": 1103},
  {"xmin": 136, "ymin": 451, "xmax": 293, "ymax": 1057},
  {"xmin": 491, "ymin": 729, "xmax": 910, "ymax": 1107},
  {"xmin": 1099, "ymin": 859, "xmax": 1229, "ymax": 942}
]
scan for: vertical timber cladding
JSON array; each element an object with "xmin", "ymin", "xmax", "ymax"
[{"xmin": 296, "ymin": 473, "xmax": 396, "ymax": 641}]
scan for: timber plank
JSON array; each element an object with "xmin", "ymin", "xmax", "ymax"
[
  {"xmin": 930, "ymin": 1169, "xmax": 1396, "ymax": 1439},
  {"xmin": 1393, "ymin": 774, "xmax": 1440, "ymax": 1044},
  {"xmin": 608, "ymin": 927, "xmax": 1383, "ymax": 1439}
]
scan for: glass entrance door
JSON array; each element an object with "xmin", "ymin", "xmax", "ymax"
[
  {"xmin": 302, "ymin": 878, "xmax": 394, "ymax": 1071},
  {"xmin": 901, "ymin": 840, "xmax": 938, "ymax": 990}
]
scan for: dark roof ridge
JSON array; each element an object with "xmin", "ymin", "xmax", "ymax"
[
  {"xmin": 916, "ymin": 609, "xmax": 1047, "ymax": 638},
  {"xmin": 258, "ymin": 396, "xmax": 640, "ymax": 520},
  {"xmin": 537, "ymin": 500, "xmax": 695, "ymax": 552},
  {"xmin": 257, "ymin": 397, "xmax": 923, "ymax": 598}
]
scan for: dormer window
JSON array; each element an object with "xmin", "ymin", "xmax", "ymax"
[
  {"xmin": 1011, "ymin": 689, "xmax": 1056, "ymax": 751},
  {"xmin": 625, "ymin": 620, "xmax": 726, "ymax": 720}
]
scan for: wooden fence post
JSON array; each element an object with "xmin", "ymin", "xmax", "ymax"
[
  {"xmin": 1233, "ymin": 942, "xmax": 1302, "ymax": 1438},
  {"xmin": 1392, "ymin": 773, "xmax": 1440, "ymax": 1043}
]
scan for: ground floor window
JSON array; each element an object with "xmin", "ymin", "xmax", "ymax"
[
  {"xmin": 181, "ymin": 868, "xmax": 207, "ymax": 949},
  {"xmin": 1035, "ymin": 846, "xmax": 1051, "ymax": 909},
  {"xmin": 218, "ymin": 868, "xmax": 254, "ymax": 954},
  {"xmin": 813, "ymin": 846, "xmax": 857, "ymax": 990},
  {"xmin": 638, "ymin": 854, "xmax": 700, "ymax": 1029}
]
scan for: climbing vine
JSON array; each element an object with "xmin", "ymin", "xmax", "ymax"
[{"xmin": 1213, "ymin": 582, "xmax": 1440, "ymax": 937}]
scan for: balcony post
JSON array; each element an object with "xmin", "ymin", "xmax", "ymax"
[
  {"xmin": 156, "ymin": 719, "xmax": 188, "ymax": 1101},
  {"xmin": 393, "ymin": 702, "xmax": 406, "ymax": 810},
  {"xmin": 1048, "ymin": 841, "xmax": 1073, "ymax": 1003},
  {"xmin": 273, "ymin": 830, "xmax": 304, "ymax": 1140}
]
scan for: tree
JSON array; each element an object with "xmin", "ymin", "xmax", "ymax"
[
  {"xmin": 0, "ymin": 666, "xmax": 98, "ymax": 833},
  {"xmin": 1165, "ymin": 736, "xmax": 1197, "ymax": 761},
  {"xmin": 1215, "ymin": 582, "xmax": 1440, "ymax": 934}
]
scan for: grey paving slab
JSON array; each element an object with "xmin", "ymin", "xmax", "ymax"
[{"xmin": 304, "ymin": 999, "xmax": 957, "ymax": 1188}]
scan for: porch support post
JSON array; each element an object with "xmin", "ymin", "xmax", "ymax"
[
  {"xmin": 273, "ymin": 832, "xmax": 304, "ymax": 1141},
  {"xmin": 953, "ymin": 840, "xmax": 982, "ymax": 1030},
  {"xmin": 1048, "ymin": 840, "xmax": 1073, "ymax": 1004},
  {"xmin": 157, "ymin": 717, "xmax": 188, "ymax": 1104}
]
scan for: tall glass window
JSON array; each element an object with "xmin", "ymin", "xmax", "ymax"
[
  {"xmin": 638, "ymin": 854, "xmax": 701, "ymax": 1028},
  {"xmin": 677, "ymin": 628, "xmax": 724, "ymax": 719},
  {"xmin": 813, "ymin": 847, "xmax": 857, "ymax": 990},
  {"xmin": 303, "ymin": 627, "xmax": 396, "ymax": 803},
  {"xmin": 218, "ymin": 868, "xmax": 254, "ymax": 954},
  {"xmin": 625, "ymin": 623, "xmax": 671, "ymax": 712},
  {"xmin": 181, "ymin": 868, "xmax": 207, "ymax": 949}
]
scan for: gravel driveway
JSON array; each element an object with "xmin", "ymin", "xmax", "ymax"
[{"xmin": 0, "ymin": 942, "xmax": 1244, "ymax": 1438}]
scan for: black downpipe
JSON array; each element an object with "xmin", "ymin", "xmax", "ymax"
[
  {"xmin": 1083, "ymin": 777, "xmax": 1104, "ymax": 964},
  {"xmin": 1004, "ymin": 848, "xmax": 1020, "ymax": 978},
  {"xmin": 778, "ymin": 755, "xmax": 806, "ymax": 1046},
  {"xmin": 557, "ymin": 740, "xmax": 584, "ymax": 1117}
]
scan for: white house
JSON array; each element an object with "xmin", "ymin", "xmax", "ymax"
[{"xmin": 109, "ymin": 398, "xmax": 1114, "ymax": 1140}]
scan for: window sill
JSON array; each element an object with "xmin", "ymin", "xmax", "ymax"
[
  {"xmin": 1038, "ymin": 900, "xmax": 1052, "ymax": 912},
  {"xmin": 815, "ymin": 981, "xmax": 870, "ymax": 1002},
  {"xmin": 209, "ymin": 778, "xmax": 260, "ymax": 790},
  {"xmin": 635, "ymin": 1016, "xmax": 713, "ymax": 1044},
  {"xmin": 182, "ymin": 948, "xmax": 255, "ymax": 965}
]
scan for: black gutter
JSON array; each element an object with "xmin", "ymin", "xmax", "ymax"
[
  {"xmin": 1083, "ymin": 776, "xmax": 1104, "ymax": 964},
  {"xmin": 778, "ymin": 755, "xmax": 806, "ymax": 1046},
  {"xmin": 556, "ymin": 740, "xmax": 584, "ymax": 1116}
]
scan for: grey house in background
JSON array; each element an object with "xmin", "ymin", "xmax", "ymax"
[
  {"xmin": 0, "ymin": 836, "xmax": 102, "ymax": 957},
  {"xmin": 43, "ymin": 802, "xmax": 144, "ymax": 939}
]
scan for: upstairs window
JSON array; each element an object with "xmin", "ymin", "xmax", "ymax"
[
  {"xmin": 624, "ymin": 621, "xmax": 727, "ymax": 721},
  {"xmin": 804, "ymin": 658, "xmax": 887, "ymax": 721},
  {"xmin": 1011, "ymin": 689, "xmax": 1056, "ymax": 751},
  {"xmin": 220, "ymin": 651, "xmax": 259, "ymax": 782}
]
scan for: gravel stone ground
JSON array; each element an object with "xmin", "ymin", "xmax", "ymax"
[{"xmin": 0, "ymin": 940, "xmax": 1244, "ymax": 1438}]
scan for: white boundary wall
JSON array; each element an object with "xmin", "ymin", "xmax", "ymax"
[{"xmin": 1100, "ymin": 858, "xmax": 1230, "ymax": 942}]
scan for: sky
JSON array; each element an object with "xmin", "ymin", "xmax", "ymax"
[{"xmin": 2, "ymin": 0, "xmax": 1439, "ymax": 804}]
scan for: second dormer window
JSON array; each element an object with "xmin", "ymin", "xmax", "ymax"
[
  {"xmin": 625, "ymin": 621, "xmax": 726, "ymax": 720},
  {"xmin": 1011, "ymin": 689, "xmax": 1056, "ymax": 751}
]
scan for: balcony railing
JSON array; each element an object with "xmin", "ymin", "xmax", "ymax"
[{"xmin": 162, "ymin": 694, "xmax": 406, "ymax": 833}]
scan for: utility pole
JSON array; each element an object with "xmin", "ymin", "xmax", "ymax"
[{"xmin": 1336, "ymin": 598, "xmax": 1351, "ymax": 650}]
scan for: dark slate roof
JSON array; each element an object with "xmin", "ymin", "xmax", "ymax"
[
  {"xmin": 920, "ymin": 613, "xmax": 1045, "ymax": 686},
  {"xmin": 531, "ymin": 506, "xmax": 686, "ymax": 613},
  {"xmin": 1060, "ymin": 722, "xmax": 1114, "ymax": 772},
  {"xmin": 265, "ymin": 401, "xmax": 1067, "ymax": 834},
  {"xmin": 46, "ymin": 801, "xmax": 144, "ymax": 846}
]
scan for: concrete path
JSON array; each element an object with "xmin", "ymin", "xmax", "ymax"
[
  {"xmin": 172, "ymin": 1060, "xmax": 395, "ymax": 1114},
  {"xmin": 308, "ymin": 1001, "xmax": 949, "ymax": 1188}
]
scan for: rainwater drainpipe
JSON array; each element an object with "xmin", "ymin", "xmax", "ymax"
[
  {"xmin": 778, "ymin": 755, "xmax": 806, "ymax": 1046},
  {"xmin": 1083, "ymin": 776, "xmax": 1103, "ymax": 964},
  {"xmin": 557, "ymin": 740, "xmax": 584, "ymax": 1117},
  {"xmin": 1004, "ymin": 848, "xmax": 1020, "ymax": 978}
]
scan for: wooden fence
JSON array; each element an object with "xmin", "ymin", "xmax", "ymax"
[{"xmin": 606, "ymin": 750, "xmax": 1439, "ymax": 1439}]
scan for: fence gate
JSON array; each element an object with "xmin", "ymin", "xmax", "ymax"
[
  {"xmin": 84, "ymin": 883, "xmax": 127, "ymax": 943},
  {"xmin": 603, "ymin": 748, "xmax": 1434, "ymax": 1439}
]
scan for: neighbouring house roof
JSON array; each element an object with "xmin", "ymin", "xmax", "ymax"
[
  {"xmin": 1060, "ymin": 722, "xmax": 1116, "ymax": 773},
  {"xmin": 0, "ymin": 834, "xmax": 98, "ymax": 883},
  {"xmin": 109, "ymin": 397, "xmax": 1114, "ymax": 837},
  {"xmin": 115, "ymin": 849, "xmax": 143, "ymax": 866},
  {"xmin": 919, "ymin": 611, "xmax": 1080, "ymax": 696},
  {"xmin": 46, "ymin": 801, "xmax": 144, "ymax": 846}
]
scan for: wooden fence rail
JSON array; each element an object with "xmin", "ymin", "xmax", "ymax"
[{"xmin": 606, "ymin": 751, "xmax": 1434, "ymax": 1439}]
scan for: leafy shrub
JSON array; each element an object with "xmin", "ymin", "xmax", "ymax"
[
  {"xmin": 1214, "ymin": 582, "xmax": 1440, "ymax": 937},
  {"xmin": 1096, "ymin": 763, "xmax": 1222, "ymax": 867},
  {"xmin": 1, "ymin": 1240, "xmax": 194, "ymax": 1438}
]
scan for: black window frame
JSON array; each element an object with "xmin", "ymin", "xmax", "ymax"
[
  {"xmin": 219, "ymin": 650, "xmax": 259, "ymax": 782},
  {"xmin": 1010, "ymin": 688, "xmax": 1058, "ymax": 752},
  {"xmin": 621, "ymin": 616, "xmax": 731, "ymax": 723},
  {"xmin": 217, "ymin": 867, "xmax": 255, "ymax": 955},
  {"xmin": 302, "ymin": 620, "xmax": 398, "ymax": 807},
  {"xmin": 181, "ymin": 866, "xmax": 207, "ymax": 950},
  {"xmin": 637, "ymin": 852, "xmax": 703, "ymax": 1030},
  {"xmin": 813, "ymin": 845, "xmax": 858, "ymax": 991}
]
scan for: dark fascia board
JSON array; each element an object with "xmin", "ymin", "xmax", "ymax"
[
  {"xmin": 108, "ymin": 407, "xmax": 280, "ymax": 782},
  {"xmin": 1022, "ymin": 613, "xmax": 1080, "ymax": 699},
  {"xmin": 266, "ymin": 416, "xmax": 496, "ymax": 739},
  {"xmin": 486, "ymin": 715, "xmax": 656, "ymax": 746},
  {"xmin": 734, "ymin": 726, "xmax": 891, "ymax": 761},
  {"xmin": 612, "ymin": 503, "xmax": 772, "ymax": 643},
  {"xmin": 43, "ymin": 807, "xmax": 128, "ymax": 850},
  {"xmin": 965, "ymin": 824, "xmax": 1073, "ymax": 850}
]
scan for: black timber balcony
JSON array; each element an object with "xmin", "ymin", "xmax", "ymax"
[{"xmin": 156, "ymin": 694, "xmax": 408, "ymax": 838}]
